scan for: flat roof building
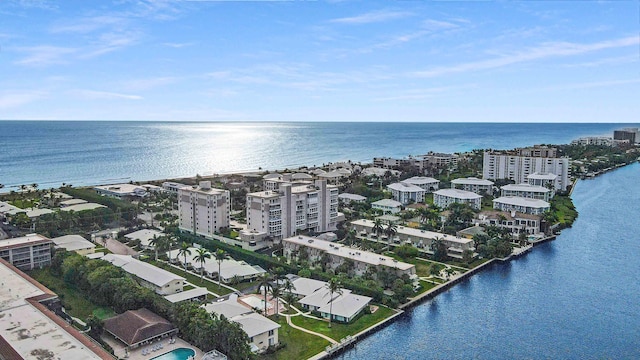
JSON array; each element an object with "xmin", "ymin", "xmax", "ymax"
[
  {"xmin": 387, "ymin": 182, "xmax": 426, "ymax": 205},
  {"xmin": 178, "ymin": 181, "xmax": 231, "ymax": 238},
  {"xmin": 0, "ymin": 234, "xmax": 52, "ymax": 271},
  {"xmin": 493, "ymin": 197, "xmax": 550, "ymax": 215},
  {"xmin": 351, "ymin": 219, "xmax": 474, "ymax": 259},
  {"xmin": 501, "ymin": 183, "xmax": 553, "ymax": 201},
  {"xmin": 401, "ymin": 176, "xmax": 440, "ymax": 192},
  {"xmin": 433, "ymin": 189, "xmax": 482, "ymax": 210},
  {"xmin": 283, "ymin": 235, "xmax": 415, "ymax": 277},
  {"xmin": 450, "ymin": 177, "xmax": 494, "ymax": 195},
  {"xmin": 51, "ymin": 234, "xmax": 96, "ymax": 255},
  {"xmin": 0, "ymin": 259, "xmax": 113, "ymax": 360},
  {"xmin": 95, "ymin": 183, "xmax": 147, "ymax": 199},
  {"xmin": 371, "ymin": 199, "xmax": 403, "ymax": 214}
]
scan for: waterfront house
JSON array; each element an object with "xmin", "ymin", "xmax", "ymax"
[
  {"xmin": 500, "ymin": 183, "xmax": 553, "ymax": 201},
  {"xmin": 298, "ymin": 287, "xmax": 372, "ymax": 323},
  {"xmin": 492, "ymin": 197, "xmax": 550, "ymax": 215},
  {"xmin": 476, "ymin": 210, "xmax": 542, "ymax": 236},
  {"xmin": 433, "ymin": 188, "xmax": 482, "ymax": 210}
]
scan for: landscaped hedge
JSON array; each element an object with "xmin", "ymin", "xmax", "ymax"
[
  {"xmin": 61, "ymin": 187, "xmax": 137, "ymax": 220},
  {"xmin": 181, "ymin": 233, "xmax": 297, "ymax": 274}
]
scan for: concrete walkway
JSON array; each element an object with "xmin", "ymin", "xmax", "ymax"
[
  {"xmin": 282, "ymin": 304, "xmax": 338, "ymax": 345},
  {"xmin": 285, "ymin": 314, "xmax": 339, "ymax": 345}
]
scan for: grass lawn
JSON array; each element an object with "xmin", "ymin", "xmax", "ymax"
[
  {"xmin": 552, "ymin": 195, "xmax": 578, "ymax": 226},
  {"xmin": 148, "ymin": 260, "xmax": 234, "ymax": 296},
  {"xmin": 413, "ymin": 280, "xmax": 437, "ymax": 295},
  {"xmin": 92, "ymin": 307, "xmax": 115, "ymax": 320},
  {"xmin": 10, "ymin": 199, "xmax": 38, "ymax": 209},
  {"xmin": 259, "ymin": 317, "xmax": 330, "ymax": 360},
  {"xmin": 29, "ymin": 269, "xmax": 112, "ymax": 321},
  {"xmin": 290, "ymin": 306, "xmax": 396, "ymax": 342}
]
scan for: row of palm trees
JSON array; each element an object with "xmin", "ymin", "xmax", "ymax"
[{"xmin": 148, "ymin": 235, "xmax": 228, "ymax": 291}]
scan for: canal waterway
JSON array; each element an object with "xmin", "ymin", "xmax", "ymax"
[{"xmin": 338, "ymin": 162, "xmax": 640, "ymax": 359}]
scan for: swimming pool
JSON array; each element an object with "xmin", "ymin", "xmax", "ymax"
[{"xmin": 150, "ymin": 347, "xmax": 196, "ymax": 360}]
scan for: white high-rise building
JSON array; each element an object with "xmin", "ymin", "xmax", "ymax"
[
  {"xmin": 482, "ymin": 148, "xmax": 570, "ymax": 191},
  {"xmin": 178, "ymin": 181, "xmax": 231, "ymax": 237},
  {"xmin": 246, "ymin": 180, "xmax": 339, "ymax": 241}
]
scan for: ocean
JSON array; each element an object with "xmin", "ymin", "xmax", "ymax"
[{"xmin": 0, "ymin": 121, "xmax": 634, "ymax": 192}]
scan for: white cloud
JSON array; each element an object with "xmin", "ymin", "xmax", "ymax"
[
  {"xmin": 413, "ymin": 36, "xmax": 640, "ymax": 78},
  {"xmin": 50, "ymin": 15, "xmax": 126, "ymax": 34},
  {"xmin": 330, "ymin": 10, "xmax": 413, "ymax": 25},
  {"xmin": 14, "ymin": 45, "xmax": 77, "ymax": 66},
  {"xmin": 163, "ymin": 42, "xmax": 195, "ymax": 48},
  {"xmin": 122, "ymin": 76, "xmax": 180, "ymax": 91},
  {"xmin": 0, "ymin": 91, "xmax": 45, "ymax": 109},
  {"xmin": 75, "ymin": 89, "xmax": 143, "ymax": 100}
]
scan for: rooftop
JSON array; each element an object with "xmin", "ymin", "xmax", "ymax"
[
  {"xmin": 338, "ymin": 193, "xmax": 367, "ymax": 201},
  {"xmin": 101, "ymin": 254, "xmax": 185, "ymax": 287},
  {"xmin": 402, "ymin": 176, "xmax": 440, "ymax": 185},
  {"xmin": 387, "ymin": 182, "xmax": 425, "ymax": 193},
  {"xmin": 0, "ymin": 234, "xmax": 52, "ymax": 250},
  {"xmin": 124, "ymin": 228, "xmax": 164, "ymax": 247},
  {"xmin": 283, "ymin": 235, "xmax": 415, "ymax": 271},
  {"xmin": 60, "ymin": 198, "xmax": 88, "ymax": 206},
  {"xmin": 451, "ymin": 177, "xmax": 494, "ymax": 186},
  {"xmin": 351, "ymin": 219, "xmax": 474, "ymax": 246},
  {"xmin": 60, "ymin": 203, "xmax": 107, "ymax": 212},
  {"xmin": 103, "ymin": 308, "xmax": 176, "ymax": 347},
  {"xmin": 371, "ymin": 199, "xmax": 402, "ymax": 208},
  {"xmin": 51, "ymin": 235, "xmax": 96, "ymax": 252},
  {"xmin": 164, "ymin": 287, "xmax": 209, "ymax": 303},
  {"xmin": 95, "ymin": 183, "xmax": 147, "ymax": 195},
  {"xmin": 493, "ymin": 197, "xmax": 550, "ymax": 208},
  {"xmin": 0, "ymin": 259, "xmax": 112, "ymax": 360},
  {"xmin": 501, "ymin": 183, "xmax": 550, "ymax": 193},
  {"xmin": 434, "ymin": 188, "xmax": 482, "ymax": 200},
  {"xmin": 527, "ymin": 172, "xmax": 558, "ymax": 180}
]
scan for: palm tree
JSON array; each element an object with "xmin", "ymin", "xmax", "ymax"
[
  {"xmin": 326, "ymin": 277, "xmax": 343, "ymax": 328},
  {"xmin": 345, "ymin": 228, "xmax": 356, "ymax": 247},
  {"xmin": 177, "ymin": 242, "xmax": 192, "ymax": 271},
  {"xmin": 258, "ymin": 273, "xmax": 272, "ymax": 316},
  {"xmin": 214, "ymin": 249, "xmax": 227, "ymax": 290},
  {"xmin": 372, "ymin": 218, "xmax": 384, "ymax": 238},
  {"xmin": 384, "ymin": 221, "xmax": 398, "ymax": 246},
  {"xmin": 148, "ymin": 234, "xmax": 163, "ymax": 261},
  {"xmin": 194, "ymin": 248, "xmax": 211, "ymax": 281},
  {"xmin": 269, "ymin": 284, "xmax": 282, "ymax": 319}
]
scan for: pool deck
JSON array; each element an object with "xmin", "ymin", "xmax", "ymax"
[{"xmin": 102, "ymin": 335, "xmax": 203, "ymax": 360}]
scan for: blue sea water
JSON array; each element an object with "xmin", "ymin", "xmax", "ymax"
[
  {"xmin": 0, "ymin": 121, "xmax": 634, "ymax": 191},
  {"xmin": 338, "ymin": 162, "xmax": 640, "ymax": 360}
]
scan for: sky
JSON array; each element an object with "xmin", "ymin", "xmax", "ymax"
[{"xmin": 0, "ymin": 0, "xmax": 639, "ymax": 122}]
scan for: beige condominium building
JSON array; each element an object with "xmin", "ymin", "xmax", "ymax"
[
  {"xmin": 178, "ymin": 181, "xmax": 231, "ymax": 238},
  {"xmin": 246, "ymin": 180, "xmax": 338, "ymax": 241},
  {"xmin": 0, "ymin": 234, "xmax": 52, "ymax": 271},
  {"xmin": 482, "ymin": 146, "xmax": 570, "ymax": 191}
]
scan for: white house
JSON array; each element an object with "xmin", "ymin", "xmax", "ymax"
[
  {"xmin": 387, "ymin": 182, "xmax": 426, "ymax": 204},
  {"xmin": 100, "ymin": 254, "xmax": 184, "ymax": 295},
  {"xmin": 351, "ymin": 219, "xmax": 475, "ymax": 259},
  {"xmin": 371, "ymin": 199, "xmax": 402, "ymax": 214},
  {"xmin": 51, "ymin": 235, "xmax": 96, "ymax": 255},
  {"xmin": 167, "ymin": 247, "xmax": 266, "ymax": 283},
  {"xmin": 450, "ymin": 177, "xmax": 494, "ymax": 194},
  {"xmin": 500, "ymin": 183, "xmax": 553, "ymax": 201},
  {"xmin": 527, "ymin": 173, "xmax": 560, "ymax": 191},
  {"xmin": 202, "ymin": 294, "xmax": 280, "ymax": 352},
  {"xmin": 338, "ymin": 193, "xmax": 367, "ymax": 204},
  {"xmin": 95, "ymin": 183, "xmax": 147, "ymax": 199},
  {"xmin": 476, "ymin": 210, "xmax": 542, "ymax": 236},
  {"xmin": 401, "ymin": 176, "xmax": 440, "ymax": 192},
  {"xmin": 298, "ymin": 286, "xmax": 371, "ymax": 323},
  {"xmin": 433, "ymin": 189, "xmax": 482, "ymax": 210},
  {"xmin": 124, "ymin": 228, "xmax": 165, "ymax": 250},
  {"xmin": 282, "ymin": 235, "xmax": 416, "ymax": 278},
  {"xmin": 492, "ymin": 197, "xmax": 550, "ymax": 215}
]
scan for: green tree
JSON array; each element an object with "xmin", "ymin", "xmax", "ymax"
[
  {"xmin": 257, "ymin": 273, "xmax": 272, "ymax": 316},
  {"xmin": 148, "ymin": 234, "xmax": 163, "ymax": 261},
  {"xmin": 384, "ymin": 221, "xmax": 398, "ymax": 246},
  {"xmin": 372, "ymin": 218, "xmax": 384, "ymax": 238},
  {"xmin": 214, "ymin": 249, "xmax": 227, "ymax": 291},
  {"xmin": 269, "ymin": 283, "xmax": 282, "ymax": 319},
  {"xmin": 194, "ymin": 247, "xmax": 211, "ymax": 281},
  {"xmin": 177, "ymin": 242, "xmax": 192, "ymax": 272},
  {"xmin": 326, "ymin": 277, "xmax": 343, "ymax": 328}
]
